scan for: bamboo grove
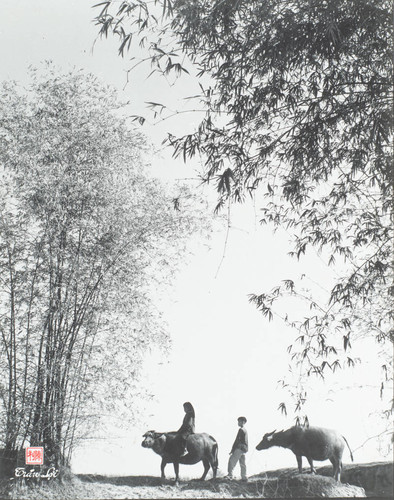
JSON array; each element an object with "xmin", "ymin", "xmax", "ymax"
[{"xmin": 0, "ymin": 67, "xmax": 206, "ymax": 467}]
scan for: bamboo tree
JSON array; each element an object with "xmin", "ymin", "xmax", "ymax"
[
  {"xmin": 95, "ymin": 0, "xmax": 393, "ymax": 423},
  {"xmin": 0, "ymin": 66, "xmax": 208, "ymax": 467}
]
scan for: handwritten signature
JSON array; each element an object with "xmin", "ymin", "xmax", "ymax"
[{"xmin": 13, "ymin": 467, "xmax": 59, "ymax": 480}]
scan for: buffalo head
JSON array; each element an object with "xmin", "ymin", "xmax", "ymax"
[
  {"xmin": 141, "ymin": 430, "xmax": 167, "ymax": 456},
  {"xmin": 256, "ymin": 430, "xmax": 277, "ymax": 450},
  {"xmin": 141, "ymin": 430, "xmax": 159, "ymax": 448}
]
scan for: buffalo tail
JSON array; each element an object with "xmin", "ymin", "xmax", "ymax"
[{"xmin": 342, "ymin": 435, "xmax": 354, "ymax": 462}]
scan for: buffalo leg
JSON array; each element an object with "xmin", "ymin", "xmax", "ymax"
[
  {"xmin": 212, "ymin": 464, "xmax": 217, "ymax": 479},
  {"xmin": 160, "ymin": 459, "xmax": 167, "ymax": 480},
  {"xmin": 330, "ymin": 457, "xmax": 342, "ymax": 482},
  {"xmin": 200, "ymin": 459, "xmax": 210, "ymax": 480},
  {"xmin": 296, "ymin": 455, "xmax": 303, "ymax": 473},
  {"xmin": 208, "ymin": 452, "xmax": 218, "ymax": 479},
  {"xmin": 173, "ymin": 462, "xmax": 180, "ymax": 484},
  {"xmin": 337, "ymin": 460, "xmax": 342, "ymax": 482},
  {"xmin": 307, "ymin": 457, "xmax": 316, "ymax": 474}
]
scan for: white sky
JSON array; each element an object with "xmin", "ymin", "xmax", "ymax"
[{"xmin": 0, "ymin": 0, "xmax": 392, "ymax": 480}]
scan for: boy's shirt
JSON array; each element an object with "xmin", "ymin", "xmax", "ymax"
[{"xmin": 231, "ymin": 427, "xmax": 248, "ymax": 453}]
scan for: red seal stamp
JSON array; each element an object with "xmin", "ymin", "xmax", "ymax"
[{"xmin": 25, "ymin": 447, "xmax": 44, "ymax": 465}]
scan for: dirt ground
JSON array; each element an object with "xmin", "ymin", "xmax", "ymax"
[
  {"xmin": 3, "ymin": 474, "xmax": 365, "ymax": 499},
  {"xmin": 1, "ymin": 461, "xmax": 391, "ymax": 499}
]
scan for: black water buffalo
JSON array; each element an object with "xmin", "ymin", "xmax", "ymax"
[
  {"xmin": 142, "ymin": 430, "xmax": 218, "ymax": 483},
  {"xmin": 256, "ymin": 426, "xmax": 353, "ymax": 481}
]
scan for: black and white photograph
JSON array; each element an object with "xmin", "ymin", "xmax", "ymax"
[{"xmin": 0, "ymin": 1, "xmax": 392, "ymax": 498}]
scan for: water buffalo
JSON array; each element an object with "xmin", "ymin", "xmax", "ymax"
[
  {"xmin": 142, "ymin": 430, "xmax": 218, "ymax": 483},
  {"xmin": 256, "ymin": 426, "xmax": 353, "ymax": 481}
]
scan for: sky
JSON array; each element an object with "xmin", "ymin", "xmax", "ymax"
[{"xmin": 0, "ymin": 0, "xmax": 392, "ymax": 479}]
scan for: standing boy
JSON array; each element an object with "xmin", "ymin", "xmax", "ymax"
[{"xmin": 226, "ymin": 416, "xmax": 248, "ymax": 481}]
